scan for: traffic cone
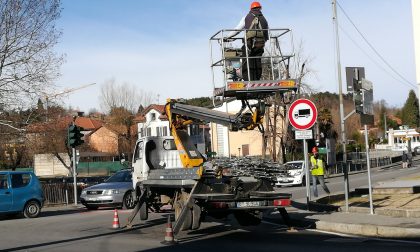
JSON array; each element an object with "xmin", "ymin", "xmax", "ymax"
[
  {"xmin": 161, "ymin": 215, "xmax": 177, "ymax": 245},
  {"xmin": 112, "ymin": 209, "xmax": 120, "ymax": 229}
]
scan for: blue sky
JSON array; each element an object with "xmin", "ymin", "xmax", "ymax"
[{"xmin": 55, "ymin": 0, "xmax": 416, "ymax": 112}]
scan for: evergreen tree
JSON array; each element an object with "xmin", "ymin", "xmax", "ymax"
[{"xmin": 401, "ymin": 90, "xmax": 419, "ymax": 128}]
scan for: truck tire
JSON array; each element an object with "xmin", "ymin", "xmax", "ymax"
[
  {"xmin": 191, "ymin": 204, "xmax": 201, "ymax": 230},
  {"xmin": 234, "ymin": 211, "xmax": 262, "ymax": 226},
  {"xmin": 23, "ymin": 200, "xmax": 41, "ymax": 218},
  {"xmin": 175, "ymin": 201, "xmax": 192, "ymax": 231},
  {"xmin": 139, "ymin": 201, "xmax": 148, "ymax": 220}
]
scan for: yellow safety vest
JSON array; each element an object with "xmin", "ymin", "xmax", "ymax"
[{"xmin": 310, "ymin": 156, "xmax": 324, "ymax": 176}]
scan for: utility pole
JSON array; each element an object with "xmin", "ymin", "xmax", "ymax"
[{"xmin": 332, "ymin": 0, "xmax": 349, "ymax": 212}]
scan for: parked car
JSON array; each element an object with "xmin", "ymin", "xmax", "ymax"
[
  {"xmin": 275, "ymin": 161, "xmax": 306, "ymax": 187},
  {"xmin": 0, "ymin": 171, "xmax": 44, "ymax": 218},
  {"xmin": 80, "ymin": 169, "xmax": 135, "ymax": 210}
]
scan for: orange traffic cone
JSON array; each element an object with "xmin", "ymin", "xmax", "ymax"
[
  {"xmin": 161, "ymin": 215, "xmax": 177, "ymax": 245},
  {"xmin": 112, "ymin": 209, "xmax": 120, "ymax": 229}
]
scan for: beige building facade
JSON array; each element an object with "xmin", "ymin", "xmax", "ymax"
[{"xmin": 210, "ymin": 101, "xmax": 283, "ymax": 158}]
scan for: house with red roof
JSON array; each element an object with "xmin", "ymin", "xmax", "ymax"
[{"xmin": 137, "ymin": 104, "xmax": 169, "ymax": 138}]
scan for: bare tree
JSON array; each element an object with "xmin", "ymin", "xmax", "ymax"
[
  {"xmin": 99, "ymin": 78, "xmax": 154, "ymax": 114},
  {"xmin": 262, "ymin": 41, "xmax": 314, "ymax": 163},
  {"xmin": 0, "ymin": 0, "xmax": 64, "ymax": 109}
]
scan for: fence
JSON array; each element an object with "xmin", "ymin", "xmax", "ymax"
[
  {"xmin": 40, "ymin": 176, "xmax": 108, "ymax": 206},
  {"xmin": 326, "ymin": 155, "xmax": 394, "ymax": 176}
]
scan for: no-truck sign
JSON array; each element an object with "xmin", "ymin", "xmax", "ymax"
[{"xmin": 288, "ymin": 99, "xmax": 317, "ymax": 130}]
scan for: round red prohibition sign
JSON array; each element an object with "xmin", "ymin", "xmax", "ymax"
[{"xmin": 288, "ymin": 99, "xmax": 317, "ymax": 130}]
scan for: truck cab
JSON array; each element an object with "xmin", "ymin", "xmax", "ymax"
[{"xmin": 132, "ymin": 136, "xmax": 185, "ymax": 188}]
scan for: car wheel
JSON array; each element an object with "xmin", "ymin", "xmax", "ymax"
[
  {"xmin": 23, "ymin": 200, "xmax": 41, "ymax": 218},
  {"xmin": 85, "ymin": 205, "xmax": 99, "ymax": 210},
  {"xmin": 123, "ymin": 191, "xmax": 136, "ymax": 209}
]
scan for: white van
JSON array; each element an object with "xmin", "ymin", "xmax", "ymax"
[{"xmin": 275, "ymin": 161, "xmax": 305, "ymax": 187}]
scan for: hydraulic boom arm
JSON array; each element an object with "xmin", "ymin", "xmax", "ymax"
[{"xmin": 164, "ymin": 99, "xmax": 266, "ymax": 169}]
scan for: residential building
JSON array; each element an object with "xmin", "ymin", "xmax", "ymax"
[
  {"xmin": 137, "ymin": 104, "xmax": 169, "ymax": 138},
  {"xmin": 137, "ymin": 104, "xmax": 211, "ymax": 155},
  {"xmin": 210, "ymin": 101, "xmax": 267, "ymax": 157}
]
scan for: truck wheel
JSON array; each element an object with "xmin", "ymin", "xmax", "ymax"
[
  {"xmin": 175, "ymin": 201, "xmax": 192, "ymax": 231},
  {"xmin": 139, "ymin": 201, "xmax": 148, "ymax": 220},
  {"xmin": 191, "ymin": 204, "xmax": 201, "ymax": 230},
  {"xmin": 23, "ymin": 200, "xmax": 41, "ymax": 218},
  {"xmin": 234, "ymin": 211, "xmax": 262, "ymax": 226},
  {"xmin": 123, "ymin": 191, "xmax": 136, "ymax": 209}
]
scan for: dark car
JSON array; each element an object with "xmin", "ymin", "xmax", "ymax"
[
  {"xmin": 80, "ymin": 169, "xmax": 135, "ymax": 210},
  {"xmin": 0, "ymin": 171, "xmax": 44, "ymax": 218}
]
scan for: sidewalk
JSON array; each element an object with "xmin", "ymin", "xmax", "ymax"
[{"xmin": 287, "ymin": 171, "xmax": 420, "ymax": 238}]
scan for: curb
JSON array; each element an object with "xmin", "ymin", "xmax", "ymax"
[
  {"xmin": 315, "ymin": 220, "xmax": 420, "ymax": 238},
  {"xmin": 344, "ymin": 206, "xmax": 420, "ymax": 218}
]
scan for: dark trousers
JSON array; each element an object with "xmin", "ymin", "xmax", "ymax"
[{"xmin": 241, "ymin": 44, "xmax": 264, "ymax": 81}]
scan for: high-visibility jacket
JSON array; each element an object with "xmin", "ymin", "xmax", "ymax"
[{"xmin": 310, "ymin": 156, "xmax": 325, "ymax": 176}]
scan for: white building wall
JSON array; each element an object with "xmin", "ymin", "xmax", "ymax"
[
  {"xmin": 34, "ymin": 153, "xmax": 71, "ymax": 177},
  {"xmin": 211, "ymin": 100, "xmax": 261, "ymax": 157},
  {"xmin": 137, "ymin": 109, "xmax": 169, "ymax": 138}
]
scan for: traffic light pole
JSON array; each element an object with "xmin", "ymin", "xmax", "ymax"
[
  {"xmin": 72, "ymin": 147, "xmax": 77, "ymax": 206},
  {"xmin": 68, "ymin": 119, "xmax": 83, "ymax": 206}
]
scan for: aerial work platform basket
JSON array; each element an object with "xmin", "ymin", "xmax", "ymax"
[{"xmin": 210, "ymin": 28, "xmax": 298, "ymax": 101}]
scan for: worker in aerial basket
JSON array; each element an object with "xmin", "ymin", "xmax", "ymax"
[
  {"xmin": 310, "ymin": 147, "xmax": 330, "ymax": 198},
  {"xmin": 226, "ymin": 1, "xmax": 269, "ymax": 81}
]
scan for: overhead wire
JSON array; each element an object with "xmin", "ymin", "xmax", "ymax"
[
  {"xmin": 336, "ymin": 0, "xmax": 416, "ymax": 89},
  {"xmin": 338, "ymin": 23, "xmax": 416, "ymax": 90}
]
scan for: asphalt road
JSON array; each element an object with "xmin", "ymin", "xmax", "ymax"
[
  {"xmin": 1, "ymin": 165, "xmax": 420, "ymax": 252},
  {"xmin": 1, "ymin": 206, "xmax": 420, "ymax": 252}
]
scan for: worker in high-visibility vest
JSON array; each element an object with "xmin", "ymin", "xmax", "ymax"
[{"xmin": 310, "ymin": 147, "xmax": 330, "ymax": 198}]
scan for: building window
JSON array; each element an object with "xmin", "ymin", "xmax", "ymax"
[
  {"xmin": 146, "ymin": 127, "xmax": 152, "ymax": 137},
  {"xmin": 139, "ymin": 128, "xmax": 144, "ymax": 137},
  {"xmin": 150, "ymin": 113, "xmax": 156, "ymax": 121},
  {"xmin": 156, "ymin": 126, "xmax": 168, "ymax": 136}
]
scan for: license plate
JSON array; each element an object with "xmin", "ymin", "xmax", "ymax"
[
  {"xmin": 87, "ymin": 198, "xmax": 98, "ymax": 201},
  {"xmin": 237, "ymin": 201, "xmax": 261, "ymax": 208}
]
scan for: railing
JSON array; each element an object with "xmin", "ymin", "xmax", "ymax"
[
  {"xmin": 326, "ymin": 156, "xmax": 394, "ymax": 177},
  {"xmin": 40, "ymin": 176, "xmax": 107, "ymax": 206}
]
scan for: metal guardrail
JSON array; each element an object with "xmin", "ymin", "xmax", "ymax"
[{"xmin": 326, "ymin": 156, "xmax": 397, "ymax": 177}]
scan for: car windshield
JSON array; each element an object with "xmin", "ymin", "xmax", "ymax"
[
  {"xmin": 285, "ymin": 163, "xmax": 303, "ymax": 170},
  {"xmin": 105, "ymin": 171, "xmax": 132, "ymax": 183}
]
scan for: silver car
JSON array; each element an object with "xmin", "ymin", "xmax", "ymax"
[{"xmin": 80, "ymin": 170, "xmax": 135, "ymax": 210}]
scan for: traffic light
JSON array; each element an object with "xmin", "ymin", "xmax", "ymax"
[
  {"xmin": 67, "ymin": 125, "xmax": 84, "ymax": 148},
  {"xmin": 352, "ymin": 78, "xmax": 362, "ymax": 91},
  {"xmin": 353, "ymin": 90, "xmax": 364, "ymax": 114}
]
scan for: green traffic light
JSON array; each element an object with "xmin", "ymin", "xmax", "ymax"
[{"xmin": 67, "ymin": 125, "xmax": 85, "ymax": 148}]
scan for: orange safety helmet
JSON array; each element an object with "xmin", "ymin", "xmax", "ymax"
[
  {"xmin": 250, "ymin": 1, "xmax": 262, "ymax": 10},
  {"xmin": 312, "ymin": 147, "xmax": 319, "ymax": 154}
]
